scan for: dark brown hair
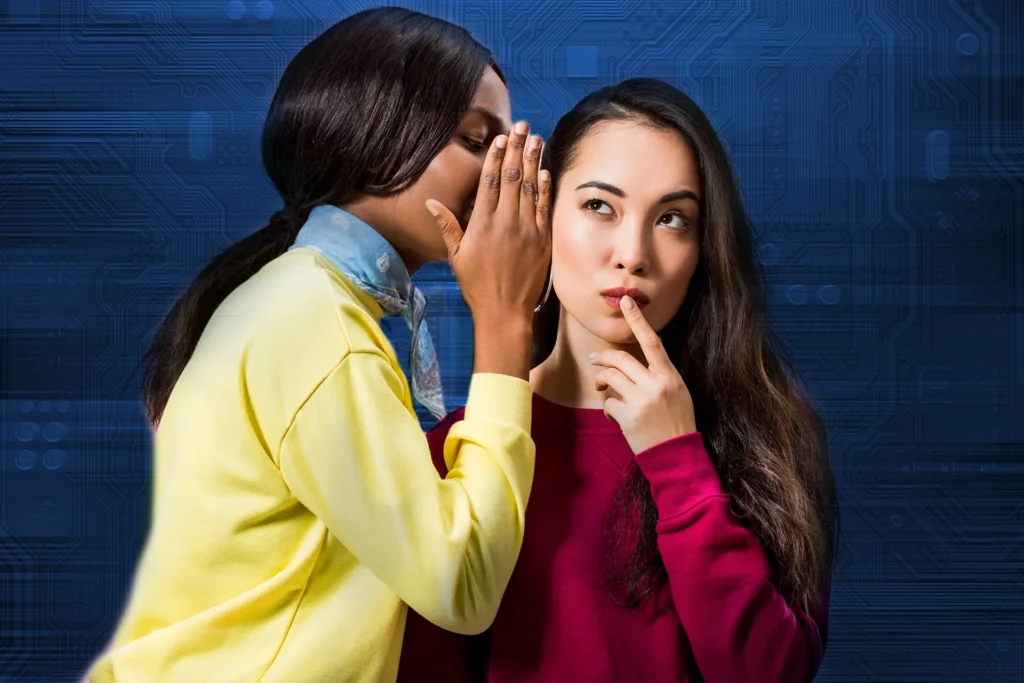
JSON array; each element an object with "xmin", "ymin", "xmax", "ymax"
[
  {"xmin": 535, "ymin": 78, "xmax": 838, "ymax": 610},
  {"xmin": 142, "ymin": 7, "xmax": 503, "ymax": 424}
]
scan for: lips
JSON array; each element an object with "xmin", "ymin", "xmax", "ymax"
[{"xmin": 600, "ymin": 287, "xmax": 650, "ymax": 310}]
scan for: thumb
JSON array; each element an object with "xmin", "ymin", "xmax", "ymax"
[
  {"xmin": 603, "ymin": 396, "xmax": 626, "ymax": 425},
  {"xmin": 425, "ymin": 199, "xmax": 463, "ymax": 261}
]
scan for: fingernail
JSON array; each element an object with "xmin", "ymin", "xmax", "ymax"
[
  {"xmin": 621, "ymin": 296, "xmax": 635, "ymax": 310},
  {"xmin": 424, "ymin": 200, "xmax": 439, "ymax": 217},
  {"xmin": 528, "ymin": 136, "xmax": 541, "ymax": 150},
  {"xmin": 515, "ymin": 121, "xmax": 528, "ymax": 135},
  {"xmin": 495, "ymin": 135, "xmax": 507, "ymax": 149}
]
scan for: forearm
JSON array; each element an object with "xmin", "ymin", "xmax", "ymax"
[
  {"xmin": 279, "ymin": 352, "xmax": 535, "ymax": 634},
  {"xmin": 636, "ymin": 434, "xmax": 827, "ymax": 682}
]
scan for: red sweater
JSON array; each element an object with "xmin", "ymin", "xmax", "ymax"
[{"xmin": 398, "ymin": 394, "xmax": 829, "ymax": 682}]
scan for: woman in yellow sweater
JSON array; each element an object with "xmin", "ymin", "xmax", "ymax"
[{"xmin": 87, "ymin": 7, "xmax": 552, "ymax": 682}]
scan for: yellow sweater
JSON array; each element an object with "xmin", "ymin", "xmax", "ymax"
[{"xmin": 87, "ymin": 247, "xmax": 535, "ymax": 682}]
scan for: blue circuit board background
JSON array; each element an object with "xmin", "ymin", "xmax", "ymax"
[{"xmin": 1, "ymin": 0, "xmax": 1022, "ymax": 680}]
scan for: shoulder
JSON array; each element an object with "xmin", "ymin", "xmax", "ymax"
[
  {"xmin": 181, "ymin": 249, "xmax": 400, "ymax": 444},
  {"xmin": 216, "ymin": 248, "xmax": 393, "ymax": 360}
]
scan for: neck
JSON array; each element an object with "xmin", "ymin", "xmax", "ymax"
[
  {"xmin": 530, "ymin": 308, "xmax": 646, "ymax": 409},
  {"xmin": 340, "ymin": 197, "xmax": 425, "ymax": 275}
]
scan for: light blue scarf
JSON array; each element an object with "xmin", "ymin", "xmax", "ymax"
[{"xmin": 289, "ymin": 205, "xmax": 445, "ymax": 421}]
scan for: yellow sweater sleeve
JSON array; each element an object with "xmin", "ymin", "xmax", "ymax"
[{"xmin": 278, "ymin": 350, "xmax": 534, "ymax": 635}]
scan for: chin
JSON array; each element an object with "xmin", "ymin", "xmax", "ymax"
[{"xmin": 593, "ymin": 319, "xmax": 638, "ymax": 346}]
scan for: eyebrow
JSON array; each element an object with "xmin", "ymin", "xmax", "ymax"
[
  {"xmin": 575, "ymin": 180, "xmax": 701, "ymax": 205},
  {"xmin": 467, "ymin": 106, "xmax": 512, "ymax": 134}
]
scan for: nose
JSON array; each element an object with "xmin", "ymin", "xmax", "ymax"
[{"xmin": 612, "ymin": 219, "xmax": 651, "ymax": 275}]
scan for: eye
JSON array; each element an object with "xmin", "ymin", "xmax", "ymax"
[
  {"xmin": 659, "ymin": 211, "xmax": 693, "ymax": 230},
  {"xmin": 461, "ymin": 136, "xmax": 486, "ymax": 153},
  {"xmin": 582, "ymin": 198, "xmax": 614, "ymax": 215}
]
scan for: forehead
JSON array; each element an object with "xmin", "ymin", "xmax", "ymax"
[
  {"xmin": 565, "ymin": 120, "xmax": 701, "ymax": 195},
  {"xmin": 470, "ymin": 66, "xmax": 513, "ymax": 131}
]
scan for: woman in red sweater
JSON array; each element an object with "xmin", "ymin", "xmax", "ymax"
[{"xmin": 398, "ymin": 78, "xmax": 839, "ymax": 683}]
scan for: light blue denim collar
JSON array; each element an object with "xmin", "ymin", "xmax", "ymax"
[
  {"xmin": 292, "ymin": 205, "xmax": 412, "ymax": 315},
  {"xmin": 289, "ymin": 205, "xmax": 445, "ymax": 420}
]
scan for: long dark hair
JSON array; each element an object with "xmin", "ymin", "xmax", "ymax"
[
  {"xmin": 143, "ymin": 7, "xmax": 504, "ymax": 424},
  {"xmin": 536, "ymin": 79, "xmax": 838, "ymax": 610}
]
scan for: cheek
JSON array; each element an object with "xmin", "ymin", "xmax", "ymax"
[
  {"xmin": 427, "ymin": 147, "xmax": 482, "ymax": 207},
  {"xmin": 650, "ymin": 244, "xmax": 700, "ymax": 327},
  {"xmin": 551, "ymin": 212, "xmax": 601, "ymax": 296},
  {"xmin": 671, "ymin": 244, "xmax": 701, "ymax": 290},
  {"xmin": 550, "ymin": 213, "xmax": 636, "ymax": 343}
]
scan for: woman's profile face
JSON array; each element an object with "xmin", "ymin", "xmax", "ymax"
[
  {"xmin": 550, "ymin": 119, "xmax": 702, "ymax": 346},
  {"xmin": 391, "ymin": 67, "xmax": 513, "ymax": 264}
]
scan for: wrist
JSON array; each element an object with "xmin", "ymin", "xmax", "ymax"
[
  {"xmin": 472, "ymin": 314, "xmax": 534, "ymax": 380},
  {"xmin": 472, "ymin": 308, "xmax": 534, "ymax": 333}
]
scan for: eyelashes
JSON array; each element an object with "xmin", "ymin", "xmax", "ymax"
[
  {"xmin": 582, "ymin": 198, "xmax": 613, "ymax": 214},
  {"xmin": 658, "ymin": 212, "xmax": 694, "ymax": 230},
  {"xmin": 581, "ymin": 197, "xmax": 694, "ymax": 231},
  {"xmin": 461, "ymin": 136, "xmax": 486, "ymax": 153}
]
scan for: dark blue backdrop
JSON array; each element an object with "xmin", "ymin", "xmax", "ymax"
[{"xmin": 2, "ymin": 1, "xmax": 1022, "ymax": 680}]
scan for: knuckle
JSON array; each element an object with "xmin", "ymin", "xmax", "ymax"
[
  {"xmin": 521, "ymin": 180, "xmax": 537, "ymax": 196},
  {"xmin": 482, "ymin": 173, "xmax": 501, "ymax": 190},
  {"xmin": 536, "ymin": 202, "xmax": 551, "ymax": 218},
  {"xmin": 503, "ymin": 167, "xmax": 522, "ymax": 183}
]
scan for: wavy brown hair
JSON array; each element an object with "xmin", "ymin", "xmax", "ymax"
[{"xmin": 534, "ymin": 78, "xmax": 838, "ymax": 610}]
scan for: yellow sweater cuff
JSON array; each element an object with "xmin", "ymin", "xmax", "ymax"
[{"xmin": 464, "ymin": 373, "xmax": 533, "ymax": 433}]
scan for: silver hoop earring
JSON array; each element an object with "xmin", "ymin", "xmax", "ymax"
[{"xmin": 534, "ymin": 268, "xmax": 554, "ymax": 313}]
